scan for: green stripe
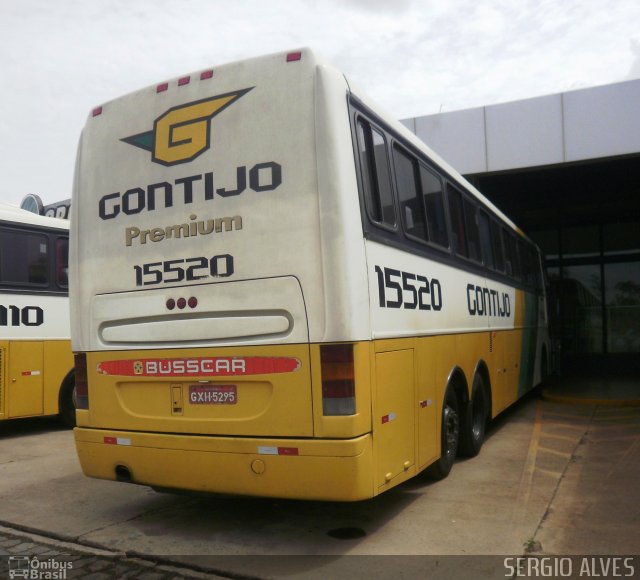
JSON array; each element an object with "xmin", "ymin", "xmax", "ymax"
[{"xmin": 518, "ymin": 291, "xmax": 538, "ymax": 396}]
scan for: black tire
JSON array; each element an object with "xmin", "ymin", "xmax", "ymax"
[
  {"xmin": 58, "ymin": 373, "xmax": 76, "ymax": 428},
  {"xmin": 459, "ymin": 374, "xmax": 488, "ymax": 458},
  {"xmin": 425, "ymin": 386, "xmax": 460, "ymax": 480}
]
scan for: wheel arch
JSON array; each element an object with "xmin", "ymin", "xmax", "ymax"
[
  {"xmin": 58, "ymin": 367, "xmax": 75, "ymax": 411},
  {"xmin": 472, "ymin": 359, "xmax": 493, "ymax": 419},
  {"xmin": 445, "ymin": 365, "xmax": 469, "ymax": 408}
]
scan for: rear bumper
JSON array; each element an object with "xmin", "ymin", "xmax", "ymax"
[{"xmin": 74, "ymin": 428, "xmax": 375, "ymax": 501}]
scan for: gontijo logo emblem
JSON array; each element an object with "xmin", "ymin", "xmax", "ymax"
[{"xmin": 121, "ymin": 88, "xmax": 252, "ymax": 166}]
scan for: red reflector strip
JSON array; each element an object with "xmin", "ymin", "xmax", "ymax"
[
  {"xmin": 21, "ymin": 370, "xmax": 41, "ymax": 376},
  {"xmin": 156, "ymin": 82, "xmax": 168, "ymax": 93},
  {"xmin": 257, "ymin": 446, "xmax": 299, "ymax": 456},
  {"xmin": 278, "ymin": 447, "xmax": 299, "ymax": 456},
  {"xmin": 200, "ymin": 70, "xmax": 214, "ymax": 80},
  {"xmin": 286, "ymin": 52, "xmax": 302, "ymax": 62},
  {"xmin": 103, "ymin": 436, "xmax": 131, "ymax": 446},
  {"xmin": 97, "ymin": 356, "xmax": 302, "ymax": 377},
  {"xmin": 381, "ymin": 413, "xmax": 397, "ymax": 424},
  {"xmin": 178, "ymin": 76, "xmax": 190, "ymax": 86},
  {"xmin": 92, "ymin": 106, "xmax": 102, "ymax": 117}
]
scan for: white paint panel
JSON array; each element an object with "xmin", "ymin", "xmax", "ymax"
[
  {"xmin": 485, "ymin": 94, "xmax": 564, "ymax": 171},
  {"xmin": 101, "ymin": 314, "xmax": 291, "ymax": 344},
  {"xmin": 0, "ymin": 293, "xmax": 70, "ymax": 340},
  {"xmin": 564, "ymin": 79, "xmax": 640, "ymax": 162},
  {"xmin": 414, "ymin": 107, "xmax": 487, "ymax": 175},
  {"xmin": 365, "ymin": 241, "xmax": 515, "ymax": 339},
  {"xmin": 90, "ymin": 276, "xmax": 306, "ymax": 350}
]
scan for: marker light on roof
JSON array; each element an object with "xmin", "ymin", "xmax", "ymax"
[
  {"xmin": 92, "ymin": 106, "xmax": 103, "ymax": 117},
  {"xmin": 156, "ymin": 82, "xmax": 168, "ymax": 93},
  {"xmin": 200, "ymin": 70, "xmax": 214, "ymax": 80},
  {"xmin": 178, "ymin": 76, "xmax": 190, "ymax": 86},
  {"xmin": 286, "ymin": 51, "xmax": 302, "ymax": 62}
]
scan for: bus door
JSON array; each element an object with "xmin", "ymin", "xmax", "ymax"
[
  {"xmin": 7, "ymin": 341, "xmax": 43, "ymax": 417},
  {"xmin": 374, "ymin": 346, "xmax": 415, "ymax": 488}
]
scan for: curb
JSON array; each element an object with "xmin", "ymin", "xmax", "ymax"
[{"xmin": 542, "ymin": 390, "xmax": 640, "ymax": 407}]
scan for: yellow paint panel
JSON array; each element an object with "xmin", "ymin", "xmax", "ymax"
[
  {"xmin": 0, "ymin": 343, "xmax": 6, "ymax": 418},
  {"xmin": 8, "ymin": 341, "xmax": 44, "ymax": 418},
  {"xmin": 374, "ymin": 349, "xmax": 415, "ymax": 487},
  {"xmin": 75, "ymin": 428, "xmax": 375, "ymax": 501},
  {"xmin": 87, "ymin": 344, "xmax": 314, "ymax": 437}
]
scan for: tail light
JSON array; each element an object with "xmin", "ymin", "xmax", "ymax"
[
  {"xmin": 74, "ymin": 353, "xmax": 89, "ymax": 410},
  {"xmin": 320, "ymin": 344, "xmax": 355, "ymax": 416}
]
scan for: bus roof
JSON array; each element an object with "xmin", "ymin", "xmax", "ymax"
[{"xmin": 0, "ymin": 202, "xmax": 69, "ymax": 230}]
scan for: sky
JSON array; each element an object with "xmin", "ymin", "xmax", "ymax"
[{"xmin": 2, "ymin": 0, "xmax": 640, "ymax": 207}]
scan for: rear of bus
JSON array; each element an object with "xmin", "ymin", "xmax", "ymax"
[{"xmin": 70, "ymin": 49, "xmax": 375, "ymax": 500}]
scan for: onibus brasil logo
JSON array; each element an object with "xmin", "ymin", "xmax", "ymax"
[{"xmin": 121, "ymin": 88, "xmax": 252, "ymax": 166}]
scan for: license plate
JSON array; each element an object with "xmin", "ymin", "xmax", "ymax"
[{"xmin": 189, "ymin": 384, "xmax": 237, "ymax": 405}]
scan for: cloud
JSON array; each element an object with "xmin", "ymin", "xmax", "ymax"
[
  {"xmin": 628, "ymin": 35, "xmax": 640, "ymax": 79},
  {"xmin": 1, "ymin": 0, "xmax": 640, "ymax": 207}
]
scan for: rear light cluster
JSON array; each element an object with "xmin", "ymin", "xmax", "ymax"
[
  {"xmin": 166, "ymin": 297, "xmax": 198, "ymax": 310},
  {"xmin": 95, "ymin": 53, "xmax": 299, "ymax": 117},
  {"xmin": 157, "ymin": 69, "xmax": 215, "ymax": 93},
  {"xmin": 320, "ymin": 344, "xmax": 355, "ymax": 416},
  {"xmin": 74, "ymin": 353, "xmax": 89, "ymax": 410}
]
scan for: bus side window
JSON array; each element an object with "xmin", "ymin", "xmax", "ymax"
[
  {"xmin": 478, "ymin": 210, "xmax": 494, "ymax": 270},
  {"xmin": 56, "ymin": 237, "xmax": 69, "ymax": 288},
  {"xmin": 447, "ymin": 185, "xmax": 468, "ymax": 258},
  {"xmin": 533, "ymin": 248, "xmax": 543, "ymax": 291},
  {"xmin": 463, "ymin": 198, "xmax": 481, "ymax": 262},
  {"xmin": 356, "ymin": 119, "xmax": 396, "ymax": 227},
  {"xmin": 504, "ymin": 233, "xmax": 522, "ymax": 280},
  {"xmin": 419, "ymin": 165, "xmax": 449, "ymax": 248},
  {"xmin": 0, "ymin": 228, "xmax": 49, "ymax": 286},
  {"xmin": 490, "ymin": 220, "xmax": 505, "ymax": 273},
  {"xmin": 393, "ymin": 145, "xmax": 427, "ymax": 241},
  {"xmin": 501, "ymin": 228, "xmax": 513, "ymax": 277},
  {"xmin": 519, "ymin": 240, "xmax": 532, "ymax": 287},
  {"xmin": 524, "ymin": 243, "xmax": 540, "ymax": 288}
]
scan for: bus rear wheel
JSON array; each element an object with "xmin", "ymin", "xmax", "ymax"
[
  {"xmin": 459, "ymin": 374, "xmax": 488, "ymax": 458},
  {"xmin": 426, "ymin": 386, "xmax": 459, "ymax": 480}
]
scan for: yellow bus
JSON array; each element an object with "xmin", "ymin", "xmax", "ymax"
[
  {"xmin": 0, "ymin": 203, "xmax": 75, "ymax": 426},
  {"xmin": 71, "ymin": 49, "xmax": 549, "ymax": 500}
]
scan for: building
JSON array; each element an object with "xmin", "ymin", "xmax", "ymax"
[{"xmin": 402, "ymin": 79, "xmax": 640, "ymax": 374}]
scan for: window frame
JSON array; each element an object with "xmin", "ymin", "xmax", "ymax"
[
  {"xmin": 355, "ymin": 115, "xmax": 398, "ymax": 233},
  {"xmin": 348, "ymin": 95, "xmax": 545, "ymax": 296},
  {"xmin": 0, "ymin": 222, "xmax": 69, "ymax": 295}
]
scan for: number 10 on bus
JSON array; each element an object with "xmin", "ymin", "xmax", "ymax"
[{"xmin": 133, "ymin": 255, "xmax": 234, "ymax": 286}]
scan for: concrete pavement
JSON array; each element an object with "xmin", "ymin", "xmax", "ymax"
[{"xmin": 0, "ymin": 383, "xmax": 639, "ymax": 578}]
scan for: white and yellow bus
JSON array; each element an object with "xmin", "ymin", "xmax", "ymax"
[
  {"xmin": 71, "ymin": 49, "xmax": 549, "ymax": 501},
  {"xmin": 0, "ymin": 203, "xmax": 75, "ymax": 426}
]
